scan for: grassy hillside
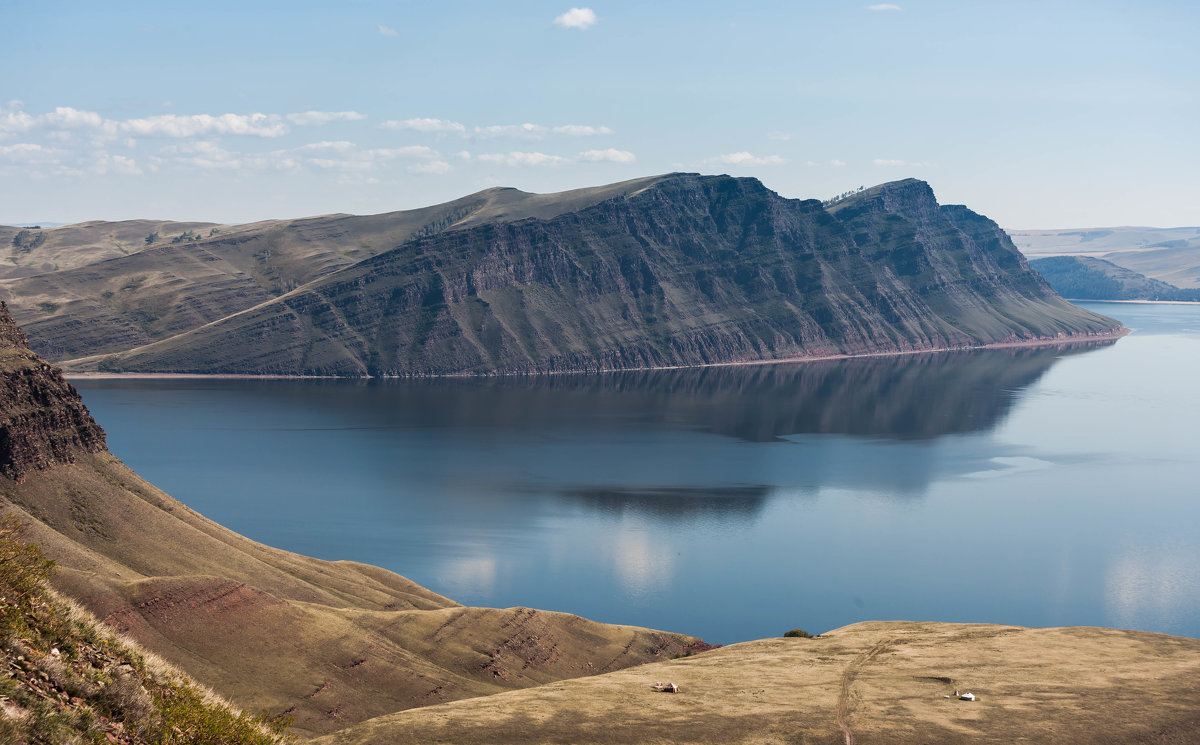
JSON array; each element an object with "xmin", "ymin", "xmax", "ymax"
[
  {"xmin": 0, "ymin": 516, "xmax": 289, "ymax": 744},
  {"xmin": 316, "ymin": 621, "xmax": 1200, "ymax": 745},
  {"xmin": 0, "ymin": 300, "xmax": 701, "ymax": 737}
]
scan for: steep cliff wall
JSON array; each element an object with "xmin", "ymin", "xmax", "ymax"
[
  {"xmin": 75, "ymin": 174, "xmax": 1121, "ymax": 375},
  {"xmin": 0, "ymin": 301, "xmax": 105, "ymax": 481}
]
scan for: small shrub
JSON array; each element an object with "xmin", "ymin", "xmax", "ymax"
[{"xmin": 783, "ymin": 628, "xmax": 813, "ymax": 639}]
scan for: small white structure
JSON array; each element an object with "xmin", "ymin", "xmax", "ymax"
[{"xmin": 959, "ymin": 692, "xmax": 977, "ymax": 701}]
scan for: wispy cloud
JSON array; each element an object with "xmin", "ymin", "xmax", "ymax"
[
  {"xmin": 874, "ymin": 158, "xmax": 933, "ymax": 167},
  {"xmin": 579, "ymin": 148, "xmax": 635, "ymax": 163},
  {"xmin": 478, "ymin": 151, "xmax": 568, "ymax": 167},
  {"xmin": 408, "ymin": 160, "xmax": 453, "ymax": 175},
  {"xmin": 767, "ymin": 132, "xmax": 792, "ymax": 141},
  {"xmin": 554, "ymin": 7, "xmax": 598, "ymax": 29},
  {"xmin": 286, "ymin": 111, "xmax": 367, "ymax": 126},
  {"xmin": 378, "ymin": 24, "xmax": 399, "ymax": 36},
  {"xmin": 0, "ymin": 143, "xmax": 64, "ymax": 164},
  {"xmin": 1, "ymin": 103, "xmax": 372, "ymax": 145},
  {"xmin": 474, "ymin": 123, "xmax": 612, "ymax": 138},
  {"xmin": 831, "ymin": 159, "xmax": 847, "ymax": 167},
  {"xmin": 707, "ymin": 152, "xmax": 787, "ymax": 167},
  {"xmin": 867, "ymin": 4, "xmax": 902, "ymax": 10},
  {"xmin": 381, "ymin": 117, "xmax": 467, "ymax": 134},
  {"xmin": 122, "ymin": 113, "xmax": 289, "ymax": 138},
  {"xmin": 379, "ymin": 119, "xmax": 612, "ymax": 139}
]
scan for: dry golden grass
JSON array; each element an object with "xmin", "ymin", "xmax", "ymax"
[{"xmin": 315, "ymin": 621, "xmax": 1200, "ymax": 745}]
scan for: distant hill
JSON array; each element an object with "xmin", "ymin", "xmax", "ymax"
[
  {"xmin": 1012, "ymin": 225, "xmax": 1200, "ymax": 289},
  {"xmin": 1030, "ymin": 255, "xmax": 1200, "ymax": 301},
  {"xmin": 1, "ymin": 174, "xmax": 1120, "ymax": 375}
]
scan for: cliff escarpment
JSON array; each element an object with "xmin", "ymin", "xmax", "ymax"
[
  {"xmin": 0, "ymin": 302, "xmax": 702, "ymax": 737},
  {"xmin": 0, "ymin": 301, "xmax": 105, "ymax": 481},
  {"xmin": 59, "ymin": 175, "xmax": 1122, "ymax": 375}
]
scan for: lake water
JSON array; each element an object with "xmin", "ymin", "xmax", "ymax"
[{"xmin": 72, "ymin": 302, "xmax": 1200, "ymax": 644}]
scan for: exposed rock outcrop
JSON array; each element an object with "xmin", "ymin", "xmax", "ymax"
[{"xmin": 0, "ymin": 301, "xmax": 104, "ymax": 481}]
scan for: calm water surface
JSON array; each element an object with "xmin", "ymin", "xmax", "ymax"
[{"xmin": 73, "ymin": 302, "xmax": 1200, "ymax": 644}]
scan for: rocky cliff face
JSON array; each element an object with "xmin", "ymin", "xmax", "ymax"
[
  {"xmin": 0, "ymin": 301, "xmax": 105, "ymax": 481},
  {"xmin": 68, "ymin": 174, "xmax": 1122, "ymax": 375}
]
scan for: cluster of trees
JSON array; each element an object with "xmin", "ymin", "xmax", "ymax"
[
  {"xmin": 821, "ymin": 186, "xmax": 866, "ymax": 208},
  {"xmin": 11, "ymin": 229, "xmax": 46, "ymax": 254}
]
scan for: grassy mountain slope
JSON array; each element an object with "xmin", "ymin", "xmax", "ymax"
[
  {"xmin": 0, "ymin": 301, "xmax": 701, "ymax": 737},
  {"xmin": 0, "ymin": 517, "xmax": 289, "ymax": 744},
  {"xmin": 317, "ymin": 621, "xmax": 1200, "ymax": 745},
  {"xmin": 1030, "ymin": 255, "xmax": 1200, "ymax": 301},
  {"xmin": 60, "ymin": 175, "xmax": 1121, "ymax": 375},
  {"xmin": 0, "ymin": 175, "xmax": 672, "ymax": 364}
]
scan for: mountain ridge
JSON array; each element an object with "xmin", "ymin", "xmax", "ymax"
[{"xmin": 16, "ymin": 173, "xmax": 1122, "ymax": 376}]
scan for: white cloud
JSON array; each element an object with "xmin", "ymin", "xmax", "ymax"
[
  {"xmin": 474, "ymin": 123, "xmax": 612, "ymax": 138},
  {"xmin": 554, "ymin": 7, "xmax": 597, "ymax": 29},
  {"xmin": 478, "ymin": 151, "xmax": 568, "ymax": 167},
  {"xmin": 0, "ymin": 143, "xmax": 63, "ymax": 164},
  {"xmin": 42, "ymin": 107, "xmax": 111, "ymax": 132},
  {"xmin": 455, "ymin": 150, "xmax": 471, "ymax": 160},
  {"xmin": 874, "ymin": 158, "xmax": 934, "ymax": 167},
  {"xmin": 297, "ymin": 140, "xmax": 358, "ymax": 152},
  {"xmin": 708, "ymin": 151, "xmax": 787, "ymax": 167},
  {"xmin": 95, "ymin": 153, "xmax": 143, "ymax": 176},
  {"xmin": 0, "ymin": 101, "xmax": 35, "ymax": 138},
  {"xmin": 874, "ymin": 158, "xmax": 905, "ymax": 166},
  {"xmin": 378, "ymin": 24, "xmax": 399, "ymax": 36},
  {"xmin": 380, "ymin": 117, "xmax": 467, "ymax": 134},
  {"xmin": 552, "ymin": 124, "xmax": 613, "ymax": 136},
  {"xmin": 408, "ymin": 160, "xmax": 453, "ymax": 175},
  {"xmin": 474, "ymin": 123, "xmax": 549, "ymax": 138},
  {"xmin": 867, "ymin": 3, "xmax": 902, "ymax": 10},
  {"xmin": 286, "ymin": 110, "xmax": 367, "ymax": 126},
  {"xmin": 831, "ymin": 159, "xmax": 847, "ymax": 167},
  {"xmin": 767, "ymin": 132, "xmax": 792, "ymax": 141},
  {"xmin": 579, "ymin": 148, "xmax": 635, "ymax": 163},
  {"xmin": 121, "ymin": 113, "xmax": 289, "ymax": 138},
  {"xmin": 375, "ymin": 145, "xmax": 438, "ymax": 159}
]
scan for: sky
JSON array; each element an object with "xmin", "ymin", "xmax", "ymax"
[{"xmin": 2, "ymin": 0, "xmax": 1198, "ymax": 229}]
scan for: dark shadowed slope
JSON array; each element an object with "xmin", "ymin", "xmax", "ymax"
[
  {"xmin": 60, "ymin": 175, "xmax": 1121, "ymax": 375},
  {"xmin": 0, "ymin": 301, "xmax": 701, "ymax": 737}
]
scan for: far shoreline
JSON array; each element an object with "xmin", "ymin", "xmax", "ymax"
[{"xmin": 63, "ymin": 327, "xmax": 1131, "ymax": 381}]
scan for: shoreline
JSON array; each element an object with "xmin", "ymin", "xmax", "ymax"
[
  {"xmin": 1069, "ymin": 298, "xmax": 1200, "ymax": 306},
  {"xmin": 63, "ymin": 327, "xmax": 1130, "ymax": 381}
]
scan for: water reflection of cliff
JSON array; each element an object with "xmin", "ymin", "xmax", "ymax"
[
  {"xmin": 359, "ymin": 340, "xmax": 1114, "ymax": 442},
  {"xmin": 561, "ymin": 485, "xmax": 772, "ymax": 523}
]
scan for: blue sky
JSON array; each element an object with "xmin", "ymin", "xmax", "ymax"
[{"xmin": 2, "ymin": 0, "xmax": 1197, "ymax": 228}]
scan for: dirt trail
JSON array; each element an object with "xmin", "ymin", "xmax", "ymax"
[{"xmin": 836, "ymin": 639, "xmax": 890, "ymax": 745}]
